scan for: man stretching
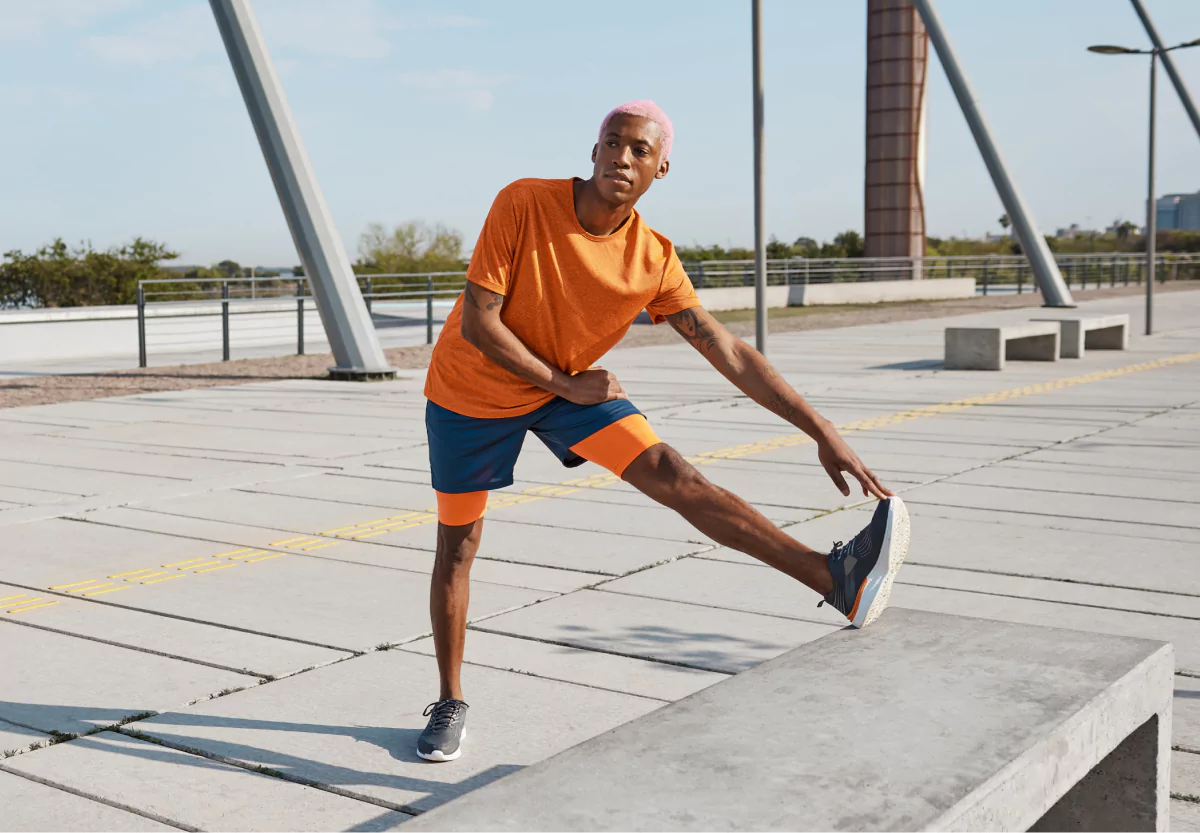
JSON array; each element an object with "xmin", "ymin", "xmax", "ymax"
[{"xmin": 418, "ymin": 100, "xmax": 910, "ymax": 762}]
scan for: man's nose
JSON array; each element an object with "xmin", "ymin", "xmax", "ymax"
[{"xmin": 612, "ymin": 146, "xmax": 633, "ymax": 168}]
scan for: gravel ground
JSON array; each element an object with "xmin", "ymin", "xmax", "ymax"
[{"xmin": 2, "ymin": 282, "xmax": 1192, "ymax": 410}]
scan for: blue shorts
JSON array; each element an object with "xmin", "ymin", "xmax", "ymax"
[{"xmin": 426, "ymin": 397, "xmax": 658, "ymax": 495}]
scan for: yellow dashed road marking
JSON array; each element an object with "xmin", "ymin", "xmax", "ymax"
[
  {"xmin": 81, "ymin": 586, "xmax": 131, "ymax": 597},
  {"xmin": 7, "ymin": 600, "xmax": 58, "ymax": 614},
  {"xmin": 142, "ymin": 575, "xmax": 187, "ymax": 585}
]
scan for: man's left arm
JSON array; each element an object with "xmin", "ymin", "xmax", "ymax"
[{"xmin": 666, "ymin": 306, "xmax": 892, "ymax": 500}]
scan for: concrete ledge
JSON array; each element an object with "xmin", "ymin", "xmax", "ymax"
[
  {"xmin": 789, "ymin": 277, "xmax": 976, "ymax": 306},
  {"xmin": 945, "ymin": 322, "xmax": 1060, "ymax": 371},
  {"xmin": 1031, "ymin": 314, "xmax": 1130, "ymax": 358},
  {"xmin": 406, "ymin": 609, "xmax": 1173, "ymax": 832}
]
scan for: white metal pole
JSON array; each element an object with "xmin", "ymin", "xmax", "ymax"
[
  {"xmin": 1130, "ymin": 0, "xmax": 1200, "ymax": 144},
  {"xmin": 1146, "ymin": 50, "xmax": 1157, "ymax": 336},
  {"xmin": 209, "ymin": 0, "xmax": 393, "ymax": 379},
  {"xmin": 911, "ymin": 0, "xmax": 1075, "ymax": 307},
  {"xmin": 752, "ymin": 0, "xmax": 767, "ymax": 354}
]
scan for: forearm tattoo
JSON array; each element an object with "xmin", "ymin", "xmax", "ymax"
[
  {"xmin": 464, "ymin": 285, "xmax": 503, "ymax": 311},
  {"xmin": 770, "ymin": 392, "xmax": 799, "ymax": 423},
  {"xmin": 669, "ymin": 308, "xmax": 720, "ymax": 352}
]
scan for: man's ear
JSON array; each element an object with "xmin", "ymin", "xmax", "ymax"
[
  {"xmin": 591, "ymin": 143, "xmax": 598, "ymax": 163},
  {"xmin": 655, "ymin": 158, "xmax": 670, "ymax": 180}
]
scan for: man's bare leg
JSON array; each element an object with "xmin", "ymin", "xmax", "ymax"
[
  {"xmin": 430, "ymin": 519, "xmax": 483, "ymax": 701},
  {"xmin": 621, "ymin": 444, "xmax": 834, "ymax": 595}
]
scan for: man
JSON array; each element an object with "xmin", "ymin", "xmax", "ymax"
[{"xmin": 417, "ymin": 100, "xmax": 910, "ymax": 762}]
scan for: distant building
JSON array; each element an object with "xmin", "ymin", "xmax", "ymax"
[
  {"xmin": 1055, "ymin": 224, "xmax": 1101, "ymax": 240},
  {"xmin": 1156, "ymin": 192, "xmax": 1200, "ymax": 231}
]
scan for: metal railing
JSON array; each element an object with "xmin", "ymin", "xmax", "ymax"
[
  {"xmin": 135, "ymin": 272, "xmax": 467, "ymax": 367},
  {"xmin": 681, "ymin": 252, "xmax": 1200, "ymax": 291},
  {"xmin": 134, "ymin": 254, "xmax": 1200, "ymax": 366}
]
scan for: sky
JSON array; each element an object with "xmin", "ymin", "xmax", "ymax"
[{"xmin": 2, "ymin": 0, "xmax": 1198, "ymax": 267}]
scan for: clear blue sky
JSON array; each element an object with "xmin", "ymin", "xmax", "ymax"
[{"xmin": 2, "ymin": 0, "xmax": 1198, "ymax": 267}]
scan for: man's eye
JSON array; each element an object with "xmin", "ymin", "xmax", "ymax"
[{"xmin": 606, "ymin": 141, "xmax": 617, "ymax": 147}]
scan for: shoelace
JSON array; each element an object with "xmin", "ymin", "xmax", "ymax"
[{"xmin": 423, "ymin": 699, "xmax": 468, "ymax": 731}]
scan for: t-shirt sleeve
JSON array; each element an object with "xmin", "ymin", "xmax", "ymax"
[
  {"xmin": 465, "ymin": 186, "xmax": 522, "ymax": 295},
  {"xmin": 644, "ymin": 243, "xmax": 700, "ymax": 324}
]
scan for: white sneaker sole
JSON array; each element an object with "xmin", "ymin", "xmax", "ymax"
[
  {"xmin": 417, "ymin": 726, "xmax": 466, "ymax": 762},
  {"xmin": 850, "ymin": 497, "xmax": 910, "ymax": 630}
]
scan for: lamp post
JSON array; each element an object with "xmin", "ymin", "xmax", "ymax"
[{"xmin": 1088, "ymin": 38, "xmax": 1200, "ymax": 335}]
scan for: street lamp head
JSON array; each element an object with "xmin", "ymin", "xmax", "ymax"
[{"xmin": 1087, "ymin": 44, "xmax": 1140, "ymax": 54}]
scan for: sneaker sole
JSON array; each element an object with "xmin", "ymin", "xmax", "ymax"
[
  {"xmin": 850, "ymin": 497, "xmax": 910, "ymax": 629},
  {"xmin": 417, "ymin": 726, "xmax": 466, "ymax": 762}
]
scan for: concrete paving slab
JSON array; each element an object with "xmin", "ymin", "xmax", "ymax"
[
  {"xmin": 1174, "ymin": 797, "xmax": 1200, "ymax": 832},
  {"xmin": 130, "ymin": 651, "xmax": 658, "ymax": 812},
  {"xmin": 1021, "ymin": 441, "xmax": 1200, "ymax": 475},
  {"xmin": 887, "ymin": 583, "xmax": 1200, "ymax": 673},
  {"xmin": 0, "ymin": 769, "xmax": 173, "ymax": 831},
  {"xmin": 903, "ymin": 480, "xmax": 1198, "ymax": 529},
  {"xmin": 0, "ymin": 624, "xmax": 252, "ymax": 734},
  {"xmin": 0, "ymin": 584, "xmax": 348, "ymax": 677},
  {"xmin": 0, "ymin": 717, "xmax": 49, "ymax": 753},
  {"xmin": 897, "ymin": 564, "xmax": 1200, "ymax": 619},
  {"xmin": 0, "ymin": 484, "xmax": 76, "ymax": 506},
  {"xmin": 72, "ymin": 508, "xmax": 598, "ymax": 594},
  {"xmin": 0, "ymin": 438, "xmax": 284, "ymax": 481},
  {"xmin": 952, "ymin": 458, "xmax": 1200, "ymax": 498},
  {"xmin": 1176, "ymin": 749, "xmax": 1200, "ymax": 798},
  {"xmin": 401, "ymin": 630, "xmax": 725, "ymax": 702},
  {"xmin": 1178, "ymin": 675, "xmax": 1200, "ymax": 751},
  {"xmin": 597, "ymin": 558, "xmax": 841, "ymax": 628},
  {"xmin": 476, "ymin": 589, "xmax": 837, "ymax": 673},
  {"xmin": 51, "ymin": 422, "xmax": 401, "ymax": 461},
  {"xmin": 0, "ymin": 460, "xmax": 183, "ymax": 498},
  {"xmin": 6, "ymin": 732, "xmax": 410, "ymax": 832}
]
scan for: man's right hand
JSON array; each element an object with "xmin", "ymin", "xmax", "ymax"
[{"xmin": 562, "ymin": 368, "xmax": 627, "ymax": 404}]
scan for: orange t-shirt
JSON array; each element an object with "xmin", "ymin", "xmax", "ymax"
[{"xmin": 424, "ymin": 178, "xmax": 700, "ymax": 418}]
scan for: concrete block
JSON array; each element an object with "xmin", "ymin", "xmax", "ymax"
[
  {"xmin": 1032, "ymin": 313, "xmax": 1130, "ymax": 358},
  {"xmin": 0, "ymin": 769, "xmax": 173, "ymax": 831},
  {"xmin": 407, "ymin": 609, "xmax": 1174, "ymax": 832},
  {"xmin": 945, "ymin": 322, "xmax": 1060, "ymax": 370},
  {"xmin": 6, "ymin": 732, "xmax": 409, "ymax": 832},
  {"xmin": 788, "ymin": 277, "xmax": 976, "ymax": 306},
  {"xmin": 401, "ymin": 630, "xmax": 725, "ymax": 702},
  {"xmin": 476, "ymin": 589, "xmax": 837, "ymax": 673},
  {"xmin": 129, "ymin": 650, "xmax": 658, "ymax": 812}
]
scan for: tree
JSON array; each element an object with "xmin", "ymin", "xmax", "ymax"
[
  {"xmin": 765, "ymin": 236, "xmax": 793, "ymax": 259},
  {"xmin": 356, "ymin": 221, "xmax": 466, "ymax": 277},
  {"xmin": 1, "ymin": 237, "xmax": 177, "ymax": 309},
  {"xmin": 215, "ymin": 260, "xmax": 242, "ymax": 278}
]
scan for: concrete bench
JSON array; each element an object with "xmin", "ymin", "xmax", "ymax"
[
  {"xmin": 945, "ymin": 323, "xmax": 1060, "ymax": 371},
  {"xmin": 407, "ymin": 609, "xmax": 1173, "ymax": 832},
  {"xmin": 1030, "ymin": 314, "xmax": 1130, "ymax": 358}
]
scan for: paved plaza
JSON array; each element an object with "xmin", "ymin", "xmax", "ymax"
[{"xmin": 1, "ymin": 290, "xmax": 1198, "ymax": 831}]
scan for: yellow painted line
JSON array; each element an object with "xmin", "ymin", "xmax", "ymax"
[
  {"xmin": 0, "ymin": 594, "xmax": 27, "ymax": 603},
  {"xmin": 163, "ymin": 557, "xmax": 208, "ymax": 568},
  {"xmin": 194, "ymin": 563, "xmax": 237, "ymax": 573},
  {"xmin": 143, "ymin": 574, "xmax": 187, "ymax": 585},
  {"xmin": 130, "ymin": 571, "xmax": 169, "ymax": 581},
  {"xmin": 82, "ymin": 586, "xmax": 131, "ymax": 597},
  {"xmin": 109, "ymin": 568, "xmax": 155, "ymax": 579},
  {"xmin": 6, "ymin": 597, "xmax": 43, "ymax": 609},
  {"xmin": 269, "ymin": 536, "xmax": 311, "ymax": 547},
  {"xmin": 245, "ymin": 553, "xmax": 284, "ymax": 563},
  {"xmin": 50, "ymin": 579, "xmax": 105, "ymax": 590},
  {"xmin": 68, "ymin": 583, "xmax": 112, "ymax": 594},
  {"xmin": 212, "ymin": 548, "xmax": 257, "ymax": 558},
  {"xmin": 299, "ymin": 541, "xmax": 340, "ymax": 551},
  {"xmin": 7, "ymin": 601, "xmax": 58, "ymax": 614},
  {"xmin": 227, "ymin": 550, "xmax": 268, "ymax": 560}
]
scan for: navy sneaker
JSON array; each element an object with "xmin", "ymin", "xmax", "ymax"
[
  {"xmin": 417, "ymin": 699, "xmax": 468, "ymax": 762},
  {"xmin": 820, "ymin": 497, "xmax": 910, "ymax": 629}
]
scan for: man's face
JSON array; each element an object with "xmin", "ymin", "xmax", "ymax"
[{"xmin": 591, "ymin": 114, "xmax": 669, "ymax": 205}]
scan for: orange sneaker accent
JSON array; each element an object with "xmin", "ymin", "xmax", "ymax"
[
  {"xmin": 569, "ymin": 415, "xmax": 662, "ymax": 477},
  {"xmin": 847, "ymin": 579, "xmax": 868, "ymax": 622},
  {"xmin": 436, "ymin": 490, "xmax": 489, "ymax": 526}
]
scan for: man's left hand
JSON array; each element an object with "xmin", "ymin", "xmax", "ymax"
[{"xmin": 817, "ymin": 430, "xmax": 893, "ymax": 500}]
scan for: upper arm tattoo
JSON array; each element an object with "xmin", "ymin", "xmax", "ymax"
[
  {"xmin": 668, "ymin": 308, "xmax": 721, "ymax": 353},
  {"xmin": 464, "ymin": 283, "xmax": 504, "ymax": 312}
]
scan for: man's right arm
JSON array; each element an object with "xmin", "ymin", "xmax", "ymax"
[{"xmin": 460, "ymin": 281, "xmax": 625, "ymax": 405}]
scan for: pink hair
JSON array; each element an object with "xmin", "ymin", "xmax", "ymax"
[{"xmin": 598, "ymin": 99, "xmax": 674, "ymax": 161}]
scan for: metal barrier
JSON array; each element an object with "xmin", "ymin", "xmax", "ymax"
[
  {"xmin": 135, "ymin": 273, "xmax": 466, "ymax": 368},
  {"xmin": 134, "ymin": 254, "xmax": 1200, "ymax": 366}
]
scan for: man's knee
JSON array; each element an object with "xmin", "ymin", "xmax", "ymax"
[
  {"xmin": 436, "ymin": 520, "xmax": 482, "ymax": 572},
  {"xmin": 624, "ymin": 443, "xmax": 710, "ymax": 507}
]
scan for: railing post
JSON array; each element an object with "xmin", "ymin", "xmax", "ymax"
[
  {"xmin": 365, "ymin": 276, "xmax": 373, "ymax": 316},
  {"xmin": 426, "ymin": 275, "xmax": 434, "ymax": 345},
  {"xmin": 221, "ymin": 281, "xmax": 231, "ymax": 361},
  {"xmin": 137, "ymin": 284, "xmax": 147, "ymax": 368},
  {"xmin": 297, "ymin": 279, "xmax": 305, "ymax": 355},
  {"xmin": 1018, "ymin": 264, "xmax": 1024, "ymax": 295},
  {"xmin": 697, "ymin": 262, "xmax": 705, "ymax": 289},
  {"xmin": 982, "ymin": 257, "xmax": 989, "ymax": 296}
]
